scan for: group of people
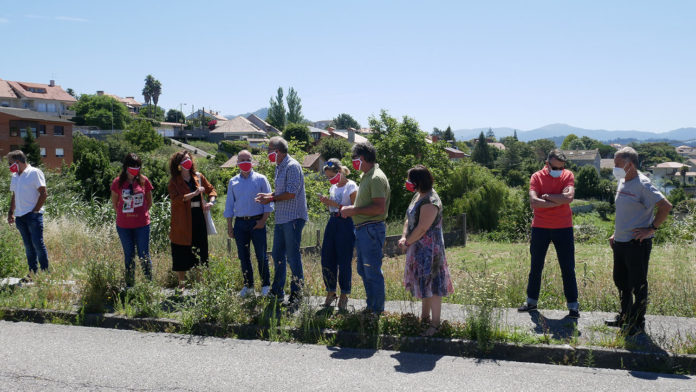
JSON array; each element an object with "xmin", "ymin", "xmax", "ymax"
[
  {"xmin": 5, "ymin": 142, "xmax": 671, "ymax": 336},
  {"xmin": 517, "ymin": 147, "xmax": 672, "ymax": 336}
]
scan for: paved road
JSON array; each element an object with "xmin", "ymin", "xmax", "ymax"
[{"xmin": 0, "ymin": 321, "xmax": 693, "ymax": 391}]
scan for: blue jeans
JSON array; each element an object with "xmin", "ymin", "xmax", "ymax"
[
  {"xmin": 15, "ymin": 212, "xmax": 49, "ymax": 273},
  {"xmin": 526, "ymin": 227, "xmax": 578, "ymax": 309},
  {"xmin": 321, "ymin": 216, "xmax": 355, "ymax": 294},
  {"xmin": 355, "ymin": 221, "xmax": 386, "ymax": 312},
  {"xmin": 234, "ymin": 218, "xmax": 270, "ymax": 288},
  {"xmin": 116, "ymin": 225, "xmax": 153, "ymax": 286},
  {"xmin": 271, "ymin": 219, "xmax": 305, "ymax": 298}
]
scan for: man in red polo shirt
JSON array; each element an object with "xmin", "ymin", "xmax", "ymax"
[{"xmin": 518, "ymin": 149, "xmax": 579, "ymax": 318}]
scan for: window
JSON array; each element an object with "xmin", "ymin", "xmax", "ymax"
[
  {"xmin": 10, "ymin": 145, "xmax": 20, "ymax": 151},
  {"xmin": 37, "ymin": 103, "xmax": 47, "ymax": 112},
  {"xmin": 55, "ymin": 148, "xmax": 64, "ymax": 158},
  {"xmin": 47, "ymin": 103, "xmax": 56, "ymax": 112},
  {"xmin": 23, "ymin": 101, "xmax": 31, "ymax": 109},
  {"xmin": 54, "ymin": 125, "xmax": 64, "ymax": 136},
  {"xmin": 40, "ymin": 148, "xmax": 46, "ymax": 157},
  {"xmin": 10, "ymin": 126, "xmax": 19, "ymax": 137},
  {"xmin": 39, "ymin": 124, "xmax": 46, "ymax": 135}
]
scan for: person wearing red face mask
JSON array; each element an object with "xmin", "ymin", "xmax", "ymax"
[
  {"xmin": 397, "ymin": 165, "xmax": 453, "ymax": 336},
  {"xmin": 6, "ymin": 150, "xmax": 49, "ymax": 280},
  {"xmin": 168, "ymin": 151, "xmax": 217, "ymax": 289},
  {"xmin": 223, "ymin": 150, "xmax": 274, "ymax": 298},
  {"xmin": 318, "ymin": 158, "xmax": 358, "ymax": 310},
  {"xmin": 110, "ymin": 153, "xmax": 154, "ymax": 288},
  {"xmin": 340, "ymin": 141, "xmax": 390, "ymax": 314}
]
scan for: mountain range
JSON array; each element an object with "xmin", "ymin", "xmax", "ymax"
[
  {"xmin": 226, "ymin": 107, "xmax": 269, "ymax": 120},
  {"xmin": 454, "ymin": 124, "xmax": 696, "ymax": 145}
]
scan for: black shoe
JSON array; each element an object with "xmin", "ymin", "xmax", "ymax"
[
  {"xmin": 604, "ymin": 315, "xmax": 624, "ymax": 327},
  {"xmin": 568, "ymin": 309, "xmax": 580, "ymax": 319},
  {"xmin": 517, "ymin": 303, "xmax": 537, "ymax": 312}
]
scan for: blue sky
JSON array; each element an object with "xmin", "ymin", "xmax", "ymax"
[{"xmin": 1, "ymin": 1, "xmax": 694, "ymax": 132}]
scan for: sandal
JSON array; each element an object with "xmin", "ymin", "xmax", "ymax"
[
  {"xmin": 337, "ymin": 295, "xmax": 348, "ymax": 311},
  {"xmin": 323, "ymin": 292, "xmax": 338, "ymax": 307}
]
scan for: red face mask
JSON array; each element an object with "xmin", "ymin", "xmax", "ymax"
[
  {"xmin": 405, "ymin": 180, "xmax": 416, "ymax": 192},
  {"xmin": 127, "ymin": 167, "xmax": 140, "ymax": 177},
  {"xmin": 180, "ymin": 158, "xmax": 193, "ymax": 171},
  {"xmin": 328, "ymin": 172, "xmax": 341, "ymax": 185},
  {"xmin": 238, "ymin": 162, "xmax": 252, "ymax": 172},
  {"xmin": 268, "ymin": 151, "xmax": 277, "ymax": 163},
  {"xmin": 352, "ymin": 158, "xmax": 362, "ymax": 171},
  {"xmin": 9, "ymin": 162, "xmax": 19, "ymax": 174}
]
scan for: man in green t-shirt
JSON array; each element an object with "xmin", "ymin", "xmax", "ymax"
[{"xmin": 340, "ymin": 142, "xmax": 390, "ymax": 313}]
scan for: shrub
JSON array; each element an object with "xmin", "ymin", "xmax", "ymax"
[{"xmin": 80, "ymin": 259, "xmax": 122, "ymax": 313}]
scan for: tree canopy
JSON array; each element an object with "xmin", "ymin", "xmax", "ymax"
[
  {"xmin": 71, "ymin": 94, "xmax": 131, "ymax": 130},
  {"xmin": 332, "ymin": 113, "xmax": 361, "ymax": 130},
  {"xmin": 286, "ymin": 87, "xmax": 303, "ymax": 124},
  {"xmin": 267, "ymin": 87, "xmax": 286, "ymax": 131}
]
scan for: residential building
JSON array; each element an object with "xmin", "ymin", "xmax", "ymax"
[
  {"xmin": 650, "ymin": 162, "xmax": 688, "ymax": 179},
  {"xmin": 561, "ymin": 149, "xmax": 600, "ymax": 172},
  {"xmin": 208, "ymin": 115, "xmax": 268, "ymax": 143},
  {"xmin": 676, "ymin": 145, "xmax": 696, "ymax": 159},
  {"xmin": 302, "ymin": 153, "xmax": 324, "ymax": 172},
  {"xmin": 95, "ymin": 91, "xmax": 142, "ymax": 115},
  {"xmin": 186, "ymin": 109, "xmax": 227, "ymax": 122},
  {"xmin": 445, "ymin": 147, "xmax": 468, "ymax": 161},
  {"xmin": 600, "ymin": 159, "xmax": 615, "ymax": 171},
  {"xmin": 246, "ymin": 114, "xmax": 280, "ymax": 135},
  {"xmin": 312, "ymin": 120, "xmax": 332, "ymax": 130},
  {"xmin": 0, "ymin": 107, "xmax": 73, "ymax": 168},
  {"xmin": 155, "ymin": 122, "xmax": 186, "ymax": 138},
  {"xmin": 0, "ymin": 78, "xmax": 76, "ymax": 120}
]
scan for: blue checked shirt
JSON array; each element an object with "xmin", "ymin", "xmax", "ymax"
[
  {"xmin": 223, "ymin": 170, "xmax": 274, "ymax": 218},
  {"xmin": 273, "ymin": 155, "xmax": 308, "ymax": 224}
]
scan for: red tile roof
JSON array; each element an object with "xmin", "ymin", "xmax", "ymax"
[
  {"xmin": 0, "ymin": 79, "xmax": 18, "ymax": 99},
  {"xmin": 7, "ymin": 80, "xmax": 76, "ymax": 102}
]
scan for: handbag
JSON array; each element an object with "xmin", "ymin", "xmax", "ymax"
[{"xmin": 198, "ymin": 174, "xmax": 217, "ymax": 235}]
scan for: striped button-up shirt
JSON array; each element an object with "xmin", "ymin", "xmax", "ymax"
[
  {"xmin": 223, "ymin": 170, "xmax": 274, "ymax": 218},
  {"xmin": 273, "ymin": 155, "xmax": 308, "ymax": 224}
]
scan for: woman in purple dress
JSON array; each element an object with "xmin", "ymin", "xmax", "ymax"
[{"xmin": 398, "ymin": 165, "xmax": 454, "ymax": 336}]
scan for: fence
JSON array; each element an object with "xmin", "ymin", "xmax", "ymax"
[{"xmin": 226, "ymin": 213, "xmax": 467, "ymax": 258}]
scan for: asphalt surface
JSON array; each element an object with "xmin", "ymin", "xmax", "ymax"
[{"xmin": 0, "ymin": 321, "xmax": 694, "ymax": 391}]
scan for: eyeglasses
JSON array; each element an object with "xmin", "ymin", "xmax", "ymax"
[{"xmin": 550, "ymin": 165, "xmax": 565, "ymax": 171}]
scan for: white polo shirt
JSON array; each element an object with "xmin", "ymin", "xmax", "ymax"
[{"xmin": 9, "ymin": 164, "xmax": 46, "ymax": 217}]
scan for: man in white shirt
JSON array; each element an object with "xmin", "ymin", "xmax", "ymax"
[{"xmin": 6, "ymin": 150, "xmax": 49, "ymax": 278}]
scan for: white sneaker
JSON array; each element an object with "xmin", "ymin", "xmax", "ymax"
[
  {"xmin": 261, "ymin": 286, "xmax": 271, "ymax": 297},
  {"xmin": 238, "ymin": 286, "xmax": 255, "ymax": 298}
]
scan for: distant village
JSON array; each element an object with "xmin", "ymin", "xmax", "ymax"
[{"xmin": 1, "ymin": 77, "xmax": 694, "ymax": 195}]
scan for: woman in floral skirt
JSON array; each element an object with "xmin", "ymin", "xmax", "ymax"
[{"xmin": 398, "ymin": 165, "xmax": 454, "ymax": 336}]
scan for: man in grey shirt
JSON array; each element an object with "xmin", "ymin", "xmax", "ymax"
[{"xmin": 606, "ymin": 147, "xmax": 672, "ymax": 335}]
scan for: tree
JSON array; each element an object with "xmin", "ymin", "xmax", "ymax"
[
  {"xmin": 142, "ymin": 75, "xmax": 162, "ymax": 119},
  {"xmin": 443, "ymin": 126, "xmax": 455, "ymax": 141},
  {"xmin": 528, "ymin": 139, "xmax": 557, "ymax": 161},
  {"xmin": 574, "ymin": 166, "xmax": 601, "ymax": 199},
  {"xmin": 568, "ymin": 138, "xmax": 587, "ymax": 150},
  {"xmin": 332, "ymin": 113, "xmax": 361, "ymax": 130},
  {"xmin": 21, "ymin": 131, "xmax": 41, "ymax": 165},
  {"xmin": 560, "ymin": 134, "xmax": 580, "ymax": 150},
  {"xmin": 314, "ymin": 137, "xmax": 351, "ymax": 160},
  {"xmin": 286, "ymin": 87, "xmax": 303, "ymax": 124},
  {"xmin": 267, "ymin": 87, "xmax": 286, "ymax": 130},
  {"xmin": 513, "ymin": 129, "xmax": 518, "ymax": 141},
  {"xmin": 218, "ymin": 140, "xmax": 250, "ymax": 156},
  {"xmin": 668, "ymin": 187, "xmax": 687, "ymax": 206},
  {"xmin": 283, "ymin": 123, "xmax": 311, "ymax": 149},
  {"xmin": 165, "ymin": 109, "xmax": 186, "ymax": 123},
  {"xmin": 72, "ymin": 133, "xmax": 116, "ymax": 199},
  {"xmin": 151, "ymin": 79, "xmax": 162, "ymax": 117},
  {"xmin": 71, "ymin": 94, "xmax": 130, "ymax": 130},
  {"xmin": 66, "ymin": 88, "xmax": 77, "ymax": 98},
  {"xmin": 138, "ymin": 105, "xmax": 165, "ymax": 121},
  {"xmin": 632, "ymin": 142, "xmax": 685, "ymax": 169},
  {"xmin": 486, "ymin": 127, "xmax": 495, "ymax": 140},
  {"xmin": 123, "ymin": 120, "xmax": 163, "ymax": 152},
  {"xmin": 472, "ymin": 131, "xmax": 494, "ymax": 168},
  {"xmin": 368, "ymin": 110, "xmax": 451, "ymax": 218}
]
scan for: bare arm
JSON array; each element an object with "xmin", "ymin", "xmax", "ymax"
[
  {"xmin": 7, "ymin": 193, "xmax": 15, "ymax": 224},
  {"xmin": 405, "ymin": 204, "xmax": 438, "ymax": 245},
  {"xmin": 341, "ymin": 197, "xmax": 386, "ymax": 217},
  {"xmin": 529, "ymin": 190, "xmax": 560, "ymax": 209},
  {"xmin": 32, "ymin": 186, "xmax": 47, "ymax": 212},
  {"xmin": 631, "ymin": 198, "xmax": 673, "ymax": 241},
  {"xmin": 542, "ymin": 186, "xmax": 575, "ymax": 205}
]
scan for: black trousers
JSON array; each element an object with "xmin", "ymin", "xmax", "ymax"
[{"xmin": 612, "ymin": 238, "xmax": 652, "ymax": 325}]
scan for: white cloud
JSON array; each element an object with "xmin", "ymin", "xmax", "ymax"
[{"xmin": 55, "ymin": 16, "xmax": 88, "ymax": 23}]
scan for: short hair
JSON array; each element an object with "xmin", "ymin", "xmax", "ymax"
[
  {"xmin": 615, "ymin": 147, "xmax": 639, "ymax": 166},
  {"xmin": 237, "ymin": 149, "xmax": 252, "ymax": 160},
  {"xmin": 119, "ymin": 152, "xmax": 143, "ymax": 186},
  {"xmin": 407, "ymin": 165, "xmax": 434, "ymax": 192},
  {"xmin": 323, "ymin": 158, "xmax": 349, "ymax": 176},
  {"xmin": 268, "ymin": 136, "xmax": 288, "ymax": 153},
  {"xmin": 169, "ymin": 150, "xmax": 197, "ymax": 177},
  {"xmin": 7, "ymin": 150, "xmax": 26, "ymax": 164},
  {"xmin": 351, "ymin": 142, "xmax": 376, "ymax": 163},
  {"xmin": 547, "ymin": 149, "xmax": 567, "ymax": 163}
]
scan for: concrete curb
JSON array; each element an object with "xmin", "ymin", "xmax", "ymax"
[{"xmin": 2, "ymin": 307, "xmax": 694, "ymax": 374}]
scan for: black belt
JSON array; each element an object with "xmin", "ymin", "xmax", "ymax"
[
  {"xmin": 354, "ymin": 220, "xmax": 382, "ymax": 229},
  {"xmin": 330, "ymin": 212, "xmax": 343, "ymax": 218},
  {"xmin": 237, "ymin": 214, "xmax": 263, "ymax": 221}
]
